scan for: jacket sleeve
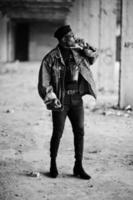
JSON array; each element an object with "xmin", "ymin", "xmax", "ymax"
[{"xmin": 38, "ymin": 54, "xmax": 57, "ymax": 101}]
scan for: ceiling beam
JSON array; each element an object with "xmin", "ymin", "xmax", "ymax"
[{"xmin": 0, "ymin": 0, "xmax": 74, "ymax": 21}]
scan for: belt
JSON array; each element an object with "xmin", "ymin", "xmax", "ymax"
[{"xmin": 66, "ymin": 90, "xmax": 79, "ymax": 95}]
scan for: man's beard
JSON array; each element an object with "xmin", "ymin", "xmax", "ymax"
[{"xmin": 66, "ymin": 41, "xmax": 76, "ymax": 48}]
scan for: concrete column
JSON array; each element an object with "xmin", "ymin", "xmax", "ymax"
[
  {"xmin": 67, "ymin": 0, "xmax": 117, "ymax": 93},
  {"xmin": 7, "ymin": 21, "xmax": 15, "ymax": 62},
  {"xmin": 80, "ymin": 0, "xmax": 100, "ymax": 83},
  {"xmin": 66, "ymin": 0, "xmax": 81, "ymax": 35},
  {"xmin": 98, "ymin": 0, "xmax": 117, "ymax": 92},
  {"xmin": 119, "ymin": 0, "xmax": 133, "ymax": 108},
  {"xmin": 67, "ymin": 0, "xmax": 99, "ymax": 45},
  {"xmin": 66, "ymin": 0, "xmax": 99, "ymax": 84},
  {"xmin": 0, "ymin": 15, "xmax": 8, "ymax": 62}
]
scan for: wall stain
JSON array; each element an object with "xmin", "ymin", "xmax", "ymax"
[{"xmin": 124, "ymin": 42, "xmax": 133, "ymax": 48}]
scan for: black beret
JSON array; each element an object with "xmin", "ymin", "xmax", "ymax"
[{"xmin": 54, "ymin": 25, "xmax": 72, "ymax": 40}]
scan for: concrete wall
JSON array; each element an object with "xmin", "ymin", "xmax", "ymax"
[
  {"xmin": 29, "ymin": 22, "xmax": 60, "ymax": 61},
  {"xmin": 67, "ymin": 0, "xmax": 99, "ymax": 46},
  {"xmin": 67, "ymin": 0, "xmax": 117, "ymax": 93},
  {"xmin": 0, "ymin": 1, "xmax": 118, "ymax": 95},
  {"xmin": 119, "ymin": 0, "xmax": 133, "ymax": 108},
  {"xmin": 66, "ymin": 0, "xmax": 99, "ymax": 89},
  {"xmin": 0, "ymin": 18, "xmax": 62, "ymax": 62},
  {"xmin": 98, "ymin": 0, "xmax": 117, "ymax": 92}
]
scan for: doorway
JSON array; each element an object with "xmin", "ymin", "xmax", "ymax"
[{"xmin": 15, "ymin": 22, "xmax": 29, "ymax": 61}]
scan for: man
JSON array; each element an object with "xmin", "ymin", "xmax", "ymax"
[{"xmin": 38, "ymin": 25, "xmax": 98, "ymax": 179}]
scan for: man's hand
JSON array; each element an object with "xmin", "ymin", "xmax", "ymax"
[
  {"xmin": 83, "ymin": 48, "xmax": 99, "ymax": 58},
  {"xmin": 45, "ymin": 98, "xmax": 62, "ymax": 110},
  {"xmin": 44, "ymin": 91, "xmax": 57, "ymax": 104},
  {"xmin": 89, "ymin": 51, "xmax": 99, "ymax": 58},
  {"xmin": 54, "ymin": 99, "xmax": 62, "ymax": 108},
  {"xmin": 75, "ymin": 38, "xmax": 86, "ymax": 48}
]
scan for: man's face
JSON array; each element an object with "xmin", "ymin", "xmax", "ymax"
[{"xmin": 61, "ymin": 31, "xmax": 76, "ymax": 47}]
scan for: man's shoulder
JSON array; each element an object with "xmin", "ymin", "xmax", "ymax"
[{"xmin": 43, "ymin": 46, "xmax": 59, "ymax": 60}]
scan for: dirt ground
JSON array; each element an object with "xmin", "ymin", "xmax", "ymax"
[{"xmin": 0, "ymin": 62, "xmax": 133, "ymax": 200}]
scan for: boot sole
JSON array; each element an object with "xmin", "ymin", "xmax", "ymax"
[{"xmin": 73, "ymin": 171, "xmax": 91, "ymax": 180}]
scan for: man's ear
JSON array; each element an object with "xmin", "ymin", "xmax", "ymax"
[
  {"xmin": 59, "ymin": 37, "xmax": 67, "ymax": 46},
  {"xmin": 61, "ymin": 35, "xmax": 67, "ymax": 42}
]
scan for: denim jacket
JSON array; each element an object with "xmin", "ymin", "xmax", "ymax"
[{"xmin": 38, "ymin": 45, "xmax": 98, "ymax": 109}]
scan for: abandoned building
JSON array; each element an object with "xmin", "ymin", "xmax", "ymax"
[{"xmin": 0, "ymin": 0, "xmax": 133, "ymax": 108}]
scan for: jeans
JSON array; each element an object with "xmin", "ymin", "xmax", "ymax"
[{"xmin": 50, "ymin": 93, "xmax": 84, "ymax": 161}]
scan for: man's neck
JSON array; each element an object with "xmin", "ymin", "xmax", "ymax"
[{"xmin": 59, "ymin": 43, "xmax": 70, "ymax": 49}]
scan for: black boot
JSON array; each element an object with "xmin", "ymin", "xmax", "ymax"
[
  {"xmin": 50, "ymin": 158, "xmax": 58, "ymax": 178},
  {"xmin": 73, "ymin": 161, "xmax": 91, "ymax": 180}
]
